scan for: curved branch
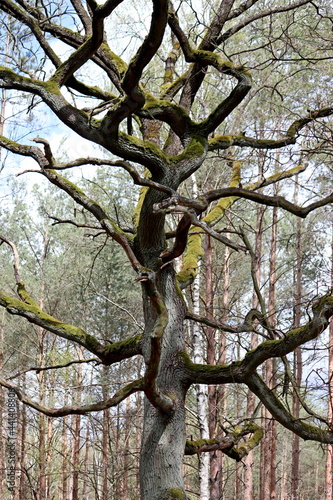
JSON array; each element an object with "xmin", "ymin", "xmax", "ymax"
[
  {"xmin": 142, "ymin": 273, "xmax": 174, "ymax": 413},
  {"xmin": 0, "ymin": 286, "xmax": 106, "ymax": 359},
  {"xmin": 202, "ymin": 186, "xmax": 333, "ymax": 219},
  {"xmin": 185, "ymin": 422, "xmax": 263, "ymax": 461},
  {"xmin": 218, "ymin": 0, "xmax": 312, "ymax": 43},
  {"xmin": 0, "ymin": 67, "xmax": 99, "ymax": 143},
  {"xmin": 280, "ymin": 355, "xmax": 328, "ymax": 425},
  {"xmin": 209, "ymin": 106, "xmax": 333, "ymax": 151},
  {"xmin": 34, "ymin": 164, "xmax": 142, "ymax": 272},
  {"xmin": 183, "ymin": 294, "xmax": 333, "ymax": 385},
  {"xmin": 185, "ymin": 311, "xmax": 236, "ymax": 333},
  {"xmin": 168, "ymin": 5, "xmax": 252, "ymax": 129},
  {"xmin": 100, "ymin": 0, "xmax": 169, "ymax": 133},
  {"xmin": 0, "ymin": 283, "xmax": 143, "ymax": 364},
  {"xmin": 49, "ymin": 0, "xmax": 124, "ymax": 86},
  {"xmin": 0, "ymin": 376, "xmax": 144, "ymax": 417},
  {"xmin": 52, "ymin": 156, "xmax": 175, "ymax": 196},
  {"xmin": 247, "ymin": 372, "xmax": 333, "ymax": 443},
  {"xmin": 0, "ymin": 235, "xmax": 22, "ymax": 283}
]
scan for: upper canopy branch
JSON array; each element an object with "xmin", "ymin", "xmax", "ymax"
[
  {"xmin": 1, "ymin": 0, "xmax": 62, "ymax": 70},
  {"xmin": 122, "ymin": 0, "xmax": 168, "ymax": 95},
  {"xmin": 168, "ymin": 4, "xmax": 252, "ymax": 131},
  {"xmin": 155, "ymin": 184, "xmax": 333, "ymax": 220},
  {"xmin": 49, "ymin": 6, "xmax": 105, "ymax": 87},
  {"xmin": 48, "ymin": 0, "xmax": 126, "ymax": 87},
  {"xmin": 209, "ymin": 106, "xmax": 333, "ymax": 151},
  {"xmin": 218, "ymin": 0, "xmax": 312, "ymax": 43},
  {"xmin": 100, "ymin": 0, "xmax": 169, "ymax": 133},
  {"xmin": 0, "ymin": 0, "xmax": 123, "ymax": 95}
]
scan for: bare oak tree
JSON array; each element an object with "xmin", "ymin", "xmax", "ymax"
[{"xmin": 1, "ymin": 0, "xmax": 333, "ymax": 498}]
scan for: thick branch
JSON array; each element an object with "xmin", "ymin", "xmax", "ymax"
[
  {"xmin": 209, "ymin": 107, "xmax": 333, "ymax": 151},
  {"xmin": 183, "ymin": 294, "xmax": 333, "ymax": 385},
  {"xmin": 0, "ymin": 283, "xmax": 143, "ymax": 364},
  {"xmin": 142, "ymin": 274, "xmax": 174, "ymax": 413},
  {"xmin": 185, "ymin": 422, "xmax": 263, "ymax": 461},
  {"xmin": 0, "ymin": 286, "xmax": 105, "ymax": 359},
  {"xmin": 49, "ymin": 0, "xmax": 124, "ymax": 86},
  {"xmin": 247, "ymin": 373, "xmax": 333, "ymax": 443},
  {"xmin": 0, "ymin": 67, "xmax": 101, "ymax": 144},
  {"xmin": 122, "ymin": 0, "xmax": 168, "ymax": 95}
]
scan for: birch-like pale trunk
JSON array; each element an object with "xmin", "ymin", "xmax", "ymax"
[{"xmin": 192, "ymin": 270, "xmax": 210, "ymax": 500}]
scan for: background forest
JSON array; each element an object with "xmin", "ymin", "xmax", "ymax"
[{"xmin": 0, "ymin": 0, "xmax": 333, "ymax": 499}]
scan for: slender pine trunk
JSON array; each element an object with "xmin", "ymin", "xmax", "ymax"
[
  {"xmin": 291, "ymin": 180, "xmax": 302, "ymax": 500},
  {"xmin": 325, "ymin": 226, "xmax": 333, "ymax": 500}
]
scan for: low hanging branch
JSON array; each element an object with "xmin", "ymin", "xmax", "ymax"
[
  {"xmin": 247, "ymin": 372, "xmax": 333, "ymax": 444},
  {"xmin": 0, "ymin": 376, "xmax": 145, "ymax": 417},
  {"xmin": 0, "ymin": 235, "xmax": 143, "ymax": 364},
  {"xmin": 185, "ymin": 422, "xmax": 264, "ymax": 461},
  {"xmin": 182, "ymin": 294, "xmax": 333, "ymax": 390}
]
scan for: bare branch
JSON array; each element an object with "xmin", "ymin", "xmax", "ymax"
[
  {"xmin": 209, "ymin": 106, "xmax": 333, "ymax": 151},
  {"xmin": 219, "ymin": 0, "xmax": 312, "ymax": 43},
  {"xmin": 185, "ymin": 311, "xmax": 237, "ymax": 333},
  {"xmin": 7, "ymin": 357, "xmax": 101, "ymax": 380},
  {"xmin": 0, "ymin": 235, "xmax": 21, "ymax": 283},
  {"xmin": 183, "ymin": 294, "xmax": 333, "ymax": 385},
  {"xmin": 185, "ymin": 422, "xmax": 263, "ymax": 461},
  {"xmin": 247, "ymin": 372, "xmax": 333, "ymax": 444},
  {"xmin": 0, "ymin": 376, "xmax": 144, "ymax": 416}
]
